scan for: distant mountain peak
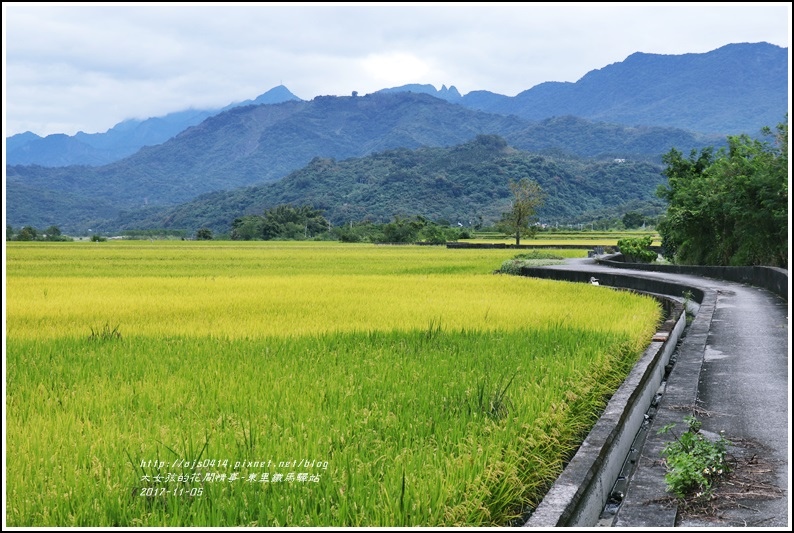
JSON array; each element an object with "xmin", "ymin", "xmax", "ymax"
[
  {"xmin": 226, "ymin": 85, "xmax": 303, "ymax": 109},
  {"xmin": 376, "ymin": 83, "xmax": 463, "ymax": 102},
  {"xmin": 440, "ymin": 85, "xmax": 462, "ymax": 99}
]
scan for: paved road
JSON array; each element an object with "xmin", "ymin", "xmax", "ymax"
[
  {"xmin": 676, "ymin": 280, "xmax": 789, "ymax": 527},
  {"xmin": 531, "ymin": 259, "xmax": 790, "ymax": 527}
]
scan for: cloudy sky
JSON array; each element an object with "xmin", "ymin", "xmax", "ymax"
[{"xmin": 3, "ymin": 2, "xmax": 791, "ymax": 137}]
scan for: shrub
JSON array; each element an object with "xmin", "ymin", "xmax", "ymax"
[{"xmin": 617, "ymin": 235, "xmax": 657, "ymax": 263}]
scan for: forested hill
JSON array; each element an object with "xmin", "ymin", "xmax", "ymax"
[
  {"xmin": 102, "ymin": 135, "xmax": 668, "ymax": 235},
  {"xmin": 8, "ymin": 92, "xmax": 713, "ymax": 233}
]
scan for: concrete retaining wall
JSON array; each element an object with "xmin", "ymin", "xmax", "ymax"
[{"xmin": 603, "ymin": 254, "xmax": 788, "ymax": 301}]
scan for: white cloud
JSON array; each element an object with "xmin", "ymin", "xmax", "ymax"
[
  {"xmin": 3, "ymin": 2, "xmax": 790, "ymax": 136},
  {"xmin": 359, "ymin": 52, "xmax": 434, "ymax": 89}
]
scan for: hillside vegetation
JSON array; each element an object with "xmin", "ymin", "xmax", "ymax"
[
  {"xmin": 7, "ymin": 93, "xmax": 715, "ymax": 233},
  {"xmin": 102, "ymin": 135, "xmax": 667, "ymax": 235}
]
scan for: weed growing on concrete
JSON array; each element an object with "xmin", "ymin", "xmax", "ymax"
[
  {"xmin": 658, "ymin": 415, "xmax": 730, "ymax": 499},
  {"xmin": 681, "ymin": 290, "xmax": 696, "ymax": 324}
]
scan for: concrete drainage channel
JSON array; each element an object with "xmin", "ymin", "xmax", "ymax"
[
  {"xmin": 518, "ymin": 267, "xmax": 709, "ymax": 527},
  {"xmin": 598, "ymin": 296, "xmax": 701, "ymax": 527}
]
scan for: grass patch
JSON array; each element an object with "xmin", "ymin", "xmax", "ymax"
[{"xmin": 496, "ymin": 250, "xmax": 567, "ymax": 274}]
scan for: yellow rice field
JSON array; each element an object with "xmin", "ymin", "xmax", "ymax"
[{"xmin": 5, "ymin": 240, "xmax": 662, "ymax": 526}]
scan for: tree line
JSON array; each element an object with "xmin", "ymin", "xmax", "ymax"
[
  {"xmin": 227, "ymin": 176, "xmax": 548, "ymax": 245},
  {"xmin": 225, "ymin": 116, "xmax": 788, "ymax": 266},
  {"xmin": 230, "ymin": 205, "xmax": 473, "ymax": 244},
  {"xmin": 6, "ymin": 225, "xmax": 72, "ymax": 241}
]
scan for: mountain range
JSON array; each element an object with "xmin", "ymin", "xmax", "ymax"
[
  {"xmin": 7, "ymin": 42, "xmax": 786, "ymax": 169},
  {"xmin": 416, "ymin": 42, "xmax": 788, "ymax": 135},
  {"xmin": 7, "ymin": 91, "xmax": 724, "ymax": 233},
  {"xmin": 6, "ymin": 85, "xmax": 302, "ymax": 167},
  {"xmin": 5, "ymin": 41, "xmax": 788, "ymax": 234}
]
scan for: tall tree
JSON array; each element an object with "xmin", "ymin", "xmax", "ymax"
[
  {"xmin": 17, "ymin": 226, "xmax": 38, "ymax": 241},
  {"xmin": 43, "ymin": 226, "xmax": 62, "ymax": 241},
  {"xmin": 655, "ymin": 147, "xmax": 716, "ymax": 263},
  {"xmin": 499, "ymin": 178, "xmax": 546, "ymax": 245}
]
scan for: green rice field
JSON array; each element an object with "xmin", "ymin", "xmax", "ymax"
[{"xmin": 5, "ymin": 241, "xmax": 662, "ymax": 526}]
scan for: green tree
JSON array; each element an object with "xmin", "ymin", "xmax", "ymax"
[
  {"xmin": 195, "ymin": 228, "xmax": 213, "ymax": 240},
  {"xmin": 17, "ymin": 226, "xmax": 38, "ymax": 241},
  {"xmin": 379, "ymin": 215, "xmax": 425, "ymax": 243},
  {"xmin": 231, "ymin": 215, "xmax": 264, "ymax": 241},
  {"xmin": 618, "ymin": 235, "xmax": 657, "ymax": 263},
  {"xmin": 331, "ymin": 221, "xmax": 380, "ymax": 243},
  {"xmin": 655, "ymin": 147, "xmax": 716, "ymax": 263},
  {"xmin": 418, "ymin": 222, "xmax": 459, "ymax": 244},
  {"xmin": 498, "ymin": 178, "xmax": 546, "ymax": 245},
  {"xmin": 43, "ymin": 226, "xmax": 62, "ymax": 241},
  {"xmin": 622, "ymin": 211, "xmax": 645, "ymax": 229},
  {"xmin": 657, "ymin": 117, "xmax": 787, "ymax": 267}
]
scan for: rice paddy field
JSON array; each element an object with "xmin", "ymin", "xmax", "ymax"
[{"xmin": 5, "ymin": 240, "xmax": 662, "ymax": 526}]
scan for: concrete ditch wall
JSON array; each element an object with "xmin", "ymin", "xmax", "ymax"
[
  {"xmin": 613, "ymin": 286, "xmax": 719, "ymax": 527},
  {"xmin": 518, "ymin": 266, "xmax": 706, "ymax": 304},
  {"xmin": 520, "ymin": 267, "xmax": 692, "ymax": 527},
  {"xmin": 525, "ymin": 296, "xmax": 685, "ymax": 527},
  {"xmin": 446, "ymin": 242, "xmax": 601, "ymax": 250}
]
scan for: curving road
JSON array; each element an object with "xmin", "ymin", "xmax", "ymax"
[{"xmin": 525, "ymin": 258, "xmax": 790, "ymax": 528}]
